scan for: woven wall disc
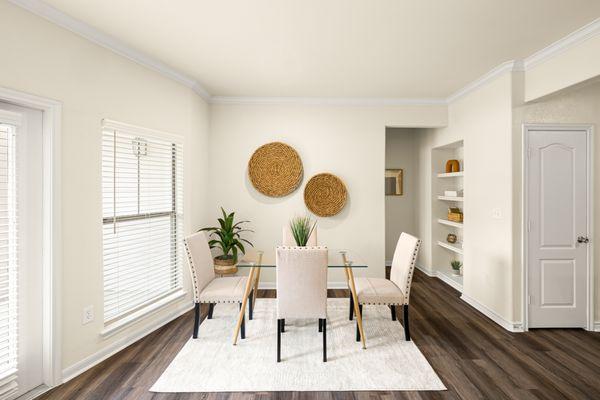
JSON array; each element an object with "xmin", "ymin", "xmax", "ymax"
[
  {"xmin": 304, "ymin": 173, "xmax": 347, "ymax": 217},
  {"xmin": 248, "ymin": 142, "xmax": 303, "ymax": 197}
]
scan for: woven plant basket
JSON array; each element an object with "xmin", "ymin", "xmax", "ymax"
[
  {"xmin": 248, "ymin": 142, "xmax": 303, "ymax": 197},
  {"xmin": 304, "ymin": 173, "xmax": 347, "ymax": 217},
  {"xmin": 213, "ymin": 257, "xmax": 237, "ymax": 275}
]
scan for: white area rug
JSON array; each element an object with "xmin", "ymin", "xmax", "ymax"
[{"xmin": 151, "ymin": 299, "xmax": 445, "ymax": 392}]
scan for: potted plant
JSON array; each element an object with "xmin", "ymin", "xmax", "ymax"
[
  {"xmin": 200, "ymin": 208, "xmax": 253, "ymax": 275},
  {"xmin": 289, "ymin": 215, "xmax": 317, "ymax": 246},
  {"xmin": 450, "ymin": 260, "xmax": 462, "ymax": 276}
]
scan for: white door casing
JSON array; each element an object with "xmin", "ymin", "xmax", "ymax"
[{"xmin": 526, "ymin": 127, "xmax": 591, "ymax": 329}]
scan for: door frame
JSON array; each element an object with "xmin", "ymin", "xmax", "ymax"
[
  {"xmin": 0, "ymin": 86, "xmax": 62, "ymax": 389},
  {"xmin": 522, "ymin": 123, "xmax": 594, "ymax": 331}
]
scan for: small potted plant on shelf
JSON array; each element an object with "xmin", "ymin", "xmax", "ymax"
[
  {"xmin": 450, "ymin": 260, "xmax": 462, "ymax": 276},
  {"xmin": 200, "ymin": 207, "xmax": 253, "ymax": 275},
  {"xmin": 290, "ymin": 215, "xmax": 317, "ymax": 246}
]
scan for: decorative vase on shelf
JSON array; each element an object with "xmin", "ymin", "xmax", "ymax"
[{"xmin": 447, "ymin": 234, "xmax": 457, "ymax": 244}]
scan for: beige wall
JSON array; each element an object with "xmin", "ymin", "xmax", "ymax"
[
  {"xmin": 525, "ymin": 35, "xmax": 600, "ymax": 102},
  {"xmin": 208, "ymin": 104, "xmax": 447, "ymax": 286},
  {"xmin": 385, "ymin": 128, "xmax": 418, "ymax": 260},
  {"xmin": 415, "ymin": 73, "xmax": 518, "ymax": 323},
  {"xmin": 515, "ymin": 79, "xmax": 600, "ymax": 323},
  {"xmin": 0, "ymin": 2, "xmax": 210, "ymax": 371}
]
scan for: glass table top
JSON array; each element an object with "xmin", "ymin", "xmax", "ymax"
[{"xmin": 237, "ymin": 248, "xmax": 367, "ymax": 268}]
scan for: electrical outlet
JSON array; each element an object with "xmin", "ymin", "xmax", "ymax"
[
  {"xmin": 492, "ymin": 208, "xmax": 502, "ymax": 219},
  {"xmin": 83, "ymin": 305, "xmax": 94, "ymax": 325}
]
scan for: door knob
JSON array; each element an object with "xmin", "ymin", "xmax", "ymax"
[{"xmin": 577, "ymin": 236, "xmax": 590, "ymax": 244}]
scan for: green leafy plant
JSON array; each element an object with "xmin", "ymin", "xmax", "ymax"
[
  {"xmin": 450, "ymin": 260, "xmax": 462, "ymax": 271},
  {"xmin": 200, "ymin": 208, "xmax": 253, "ymax": 262},
  {"xmin": 290, "ymin": 216, "xmax": 317, "ymax": 246}
]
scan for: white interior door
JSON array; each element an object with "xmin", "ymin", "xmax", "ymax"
[
  {"xmin": 527, "ymin": 128, "xmax": 589, "ymax": 328},
  {"xmin": 0, "ymin": 102, "xmax": 43, "ymax": 399}
]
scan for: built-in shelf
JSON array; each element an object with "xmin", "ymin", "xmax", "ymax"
[
  {"xmin": 437, "ymin": 218, "xmax": 463, "ymax": 228},
  {"xmin": 436, "ymin": 267, "xmax": 463, "ymax": 292},
  {"xmin": 437, "ymin": 196, "xmax": 464, "ymax": 202},
  {"xmin": 437, "ymin": 240, "xmax": 463, "ymax": 255},
  {"xmin": 437, "ymin": 171, "xmax": 464, "ymax": 178}
]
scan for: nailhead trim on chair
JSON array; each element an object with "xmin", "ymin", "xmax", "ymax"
[
  {"xmin": 277, "ymin": 246, "xmax": 328, "ymax": 250},
  {"xmin": 403, "ymin": 239, "xmax": 421, "ymax": 305},
  {"xmin": 184, "ymin": 238, "xmax": 200, "ymax": 303}
]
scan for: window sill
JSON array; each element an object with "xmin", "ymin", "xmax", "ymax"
[{"xmin": 100, "ymin": 289, "xmax": 187, "ymax": 339}]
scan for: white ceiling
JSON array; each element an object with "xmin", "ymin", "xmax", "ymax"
[{"xmin": 39, "ymin": 0, "xmax": 600, "ymax": 98}]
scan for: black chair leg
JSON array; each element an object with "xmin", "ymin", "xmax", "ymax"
[
  {"xmin": 403, "ymin": 304, "xmax": 411, "ymax": 341},
  {"xmin": 391, "ymin": 305, "xmax": 397, "ymax": 321},
  {"xmin": 277, "ymin": 319, "xmax": 282, "ymax": 362},
  {"xmin": 356, "ymin": 304, "xmax": 362, "ymax": 342},
  {"xmin": 281, "ymin": 318, "xmax": 285, "ymax": 333},
  {"xmin": 349, "ymin": 293, "xmax": 354, "ymax": 320},
  {"xmin": 240, "ymin": 303, "xmax": 246, "ymax": 339},
  {"xmin": 193, "ymin": 303, "xmax": 200, "ymax": 338},
  {"xmin": 207, "ymin": 303, "xmax": 215, "ymax": 319},
  {"xmin": 248, "ymin": 289, "xmax": 254, "ymax": 320},
  {"xmin": 318, "ymin": 318, "xmax": 322, "ymax": 332},
  {"xmin": 322, "ymin": 318, "xmax": 327, "ymax": 362}
]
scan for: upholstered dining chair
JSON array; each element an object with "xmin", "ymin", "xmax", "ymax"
[
  {"xmin": 276, "ymin": 246, "xmax": 328, "ymax": 362},
  {"xmin": 350, "ymin": 232, "xmax": 421, "ymax": 341},
  {"xmin": 282, "ymin": 225, "xmax": 317, "ymax": 246},
  {"xmin": 184, "ymin": 231, "xmax": 249, "ymax": 339}
]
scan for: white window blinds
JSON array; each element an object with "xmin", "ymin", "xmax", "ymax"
[
  {"xmin": 102, "ymin": 121, "xmax": 183, "ymax": 323},
  {"xmin": 0, "ymin": 120, "xmax": 18, "ymax": 398}
]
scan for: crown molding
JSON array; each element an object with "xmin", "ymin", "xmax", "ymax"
[
  {"xmin": 8, "ymin": 0, "xmax": 211, "ymax": 101},
  {"xmin": 524, "ymin": 18, "xmax": 600, "ymax": 70},
  {"xmin": 445, "ymin": 60, "xmax": 523, "ymax": 104},
  {"xmin": 209, "ymin": 96, "xmax": 447, "ymax": 106}
]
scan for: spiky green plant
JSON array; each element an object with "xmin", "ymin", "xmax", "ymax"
[
  {"xmin": 290, "ymin": 216, "xmax": 317, "ymax": 246},
  {"xmin": 450, "ymin": 260, "xmax": 462, "ymax": 271},
  {"xmin": 199, "ymin": 208, "xmax": 253, "ymax": 262}
]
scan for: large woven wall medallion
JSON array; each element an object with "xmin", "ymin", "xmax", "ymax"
[
  {"xmin": 304, "ymin": 173, "xmax": 347, "ymax": 217},
  {"xmin": 248, "ymin": 142, "xmax": 303, "ymax": 197}
]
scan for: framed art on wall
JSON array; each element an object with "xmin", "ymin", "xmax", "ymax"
[{"xmin": 385, "ymin": 169, "xmax": 403, "ymax": 196}]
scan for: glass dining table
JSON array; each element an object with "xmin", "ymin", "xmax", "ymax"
[{"xmin": 231, "ymin": 249, "xmax": 368, "ymax": 349}]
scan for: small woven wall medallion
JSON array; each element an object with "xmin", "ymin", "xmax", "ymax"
[
  {"xmin": 248, "ymin": 142, "xmax": 303, "ymax": 197},
  {"xmin": 304, "ymin": 173, "xmax": 347, "ymax": 217}
]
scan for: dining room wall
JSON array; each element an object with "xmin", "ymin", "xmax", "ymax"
[
  {"xmin": 0, "ymin": 1, "xmax": 211, "ymax": 376},
  {"xmin": 385, "ymin": 128, "xmax": 418, "ymax": 261},
  {"xmin": 207, "ymin": 103, "xmax": 447, "ymax": 286}
]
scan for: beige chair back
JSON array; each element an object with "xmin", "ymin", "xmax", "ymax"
[
  {"xmin": 282, "ymin": 224, "xmax": 317, "ymax": 246},
  {"xmin": 184, "ymin": 231, "xmax": 216, "ymax": 302},
  {"xmin": 389, "ymin": 233, "xmax": 421, "ymax": 304},
  {"xmin": 276, "ymin": 246, "xmax": 328, "ymax": 319}
]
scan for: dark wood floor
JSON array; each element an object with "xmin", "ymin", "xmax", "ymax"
[{"xmin": 39, "ymin": 270, "xmax": 600, "ymax": 400}]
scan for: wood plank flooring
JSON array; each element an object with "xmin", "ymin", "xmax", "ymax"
[{"xmin": 39, "ymin": 270, "xmax": 600, "ymax": 400}]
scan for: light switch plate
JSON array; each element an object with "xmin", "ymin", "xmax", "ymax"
[{"xmin": 492, "ymin": 208, "xmax": 502, "ymax": 219}]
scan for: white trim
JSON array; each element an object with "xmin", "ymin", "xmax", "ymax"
[
  {"xmin": 257, "ymin": 281, "xmax": 349, "ymax": 290},
  {"xmin": 14, "ymin": 385, "xmax": 50, "ymax": 400},
  {"xmin": 0, "ymin": 109, "xmax": 23, "ymax": 126},
  {"xmin": 461, "ymin": 293, "xmax": 524, "ymax": 332},
  {"xmin": 445, "ymin": 60, "xmax": 523, "ymax": 103},
  {"xmin": 62, "ymin": 302, "xmax": 193, "ymax": 384},
  {"xmin": 522, "ymin": 124, "xmax": 594, "ymax": 331},
  {"xmin": 100, "ymin": 290, "xmax": 187, "ymax": 338},
  {"xmin": 209, "ymin": 96, "xmax": 447, "ymax": 106},
  {"xmin": 436, "ymin": 271, "xmax": 464, "ymax": 292},
  {"xmin": 524, "ymin": 18, "xmax": 600, "ymax": 70},
  {"xmin": 594, "ymin": 322, "xmax": 600, "ymax": 332},
  {"xmin": 0, "ymin": 86, "xmax": 62, "ymax": 387},
  {"xmin": 414, "ymin": 264, "xmax": 436, "ymax": 277},
  {"xmin": 7, "ymin": 0, "xmax": 211, "ymax": 100}
]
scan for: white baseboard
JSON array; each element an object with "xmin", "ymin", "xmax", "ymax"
[
  {"xmin": 594, "ymin": 322, "xmax": 600, "ymax": 332},
  {"xmin": 436, "ymin": 272, "xmax": 464, "ymax": 292},
  {"xmin": 415, "ymin": 264, "xmax": 436, "ymax": 277},
  {"xmin": 460, "ymin": 293, "xmax": 524, "ymax": 332},
  {"xmin": 61, "ymin": 302, "xmax": 193, "ymax": 384},
  {"xmin": 16, "ymin": 385, "xmax": 50, "ymax": 400},
  {"xmin": 258, "ymin": 281, "xmax": 348, "ymax": 290}
]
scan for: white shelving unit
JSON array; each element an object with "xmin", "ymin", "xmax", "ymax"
[{"xmin": 431, "ymin": 140, "xmax": 464, "ymax": 292}]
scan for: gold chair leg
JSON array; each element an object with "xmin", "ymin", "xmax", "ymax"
[{"xmin": 232, "ymin": 266, "xmax": 255, "ymax": 345}]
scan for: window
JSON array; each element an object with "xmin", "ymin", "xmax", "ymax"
[
  {"xmin": 0, "ymin": 117, "xmax": 18, "ymax": 396},
  {"xmin": 102, "ymin": 120, "xmax": 183, "ymax": 324}
]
